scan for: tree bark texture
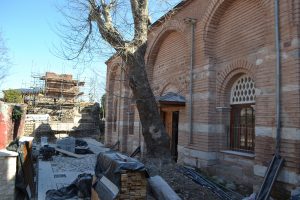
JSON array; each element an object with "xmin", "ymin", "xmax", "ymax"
[
  {"xmin": 122, "ymin": 45, "xmax": 170, "ymax": 157},
  {"xmin": 88, "ymin": 0, "xmax": 171, "ymax": 158}
]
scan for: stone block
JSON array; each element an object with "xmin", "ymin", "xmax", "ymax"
[
  {"xmin": 183, "ymin": 157, "xmax": 197, "ymax": 167},
  {"xmin": 189, "ymin": 149, "xmax": 217, "ymax": 160},
  {"xmin": 177, "ymin": 145, "xmax": 189, "ymax": 156}
]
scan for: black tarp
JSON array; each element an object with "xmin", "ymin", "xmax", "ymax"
[
  {"xmin": 45, "ymin": 173, "xmax": 93, "ymax": 200},
  {"xmin": 95, "ymin": 152, "xmax": 145, "ymax": 187},
  {"xmin": 93, "ymin": 152, "xmax": 146, "ymax": 199}
]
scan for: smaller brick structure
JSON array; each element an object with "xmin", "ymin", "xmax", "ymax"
[
  {"xmin": 93, "ymin": 152, "xmax": 147, "ymax": 200},
  {"xmin": 119, "ymin": 171, "xmax": 147, "ymax": 200}
]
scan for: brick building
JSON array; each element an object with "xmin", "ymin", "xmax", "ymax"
[
  {"xmin": 105, "ymin": 0, "xmax": 300, "ymax": 194},
  {"xmin": 40, "ymin": 72, "xmax": 84, "ymax": 100}
]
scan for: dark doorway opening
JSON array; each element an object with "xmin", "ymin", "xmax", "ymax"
[{"xmin": 161, "ymin": 110, "xmax": 179, "ymax": 162}]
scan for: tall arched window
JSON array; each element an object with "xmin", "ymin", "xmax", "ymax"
[{"xmin": 230, "ymin": 75, "xmax": 255, "ymax": 152}]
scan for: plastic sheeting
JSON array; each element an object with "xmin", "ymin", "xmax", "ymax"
[
  {"xmin": 45, "ymin": 173, "xmax": 93, "ymax": 200},
  {"xmin": 95, "ymin": 152, "xmax": 145, "ymax": 187}
]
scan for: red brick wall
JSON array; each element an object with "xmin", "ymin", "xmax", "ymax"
[
  {"xmin": 0, "ymin": 102, "xmax": 26, "ymax": 149},
  {"xmin": 105, "ymin": 0, "xmax": 300, "ymax": 191},
  {"xmin": 0, "ymin": 102, "xmax": 13, "ymax": 149}
]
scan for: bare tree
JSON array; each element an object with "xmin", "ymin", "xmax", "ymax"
[
  {"xmin": 58, "ymin": 0, "xmax": 180, "ymax": 159},
  {"xmin": 0, "ymin": 32, "xmax": 10, "ymax": 84}
]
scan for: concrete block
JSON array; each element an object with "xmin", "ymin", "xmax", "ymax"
[{"xmin": 148, "ymin": 176, "xmax": 181, "ymax": 200}]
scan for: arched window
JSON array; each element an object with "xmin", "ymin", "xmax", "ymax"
[
  {"xmin": 230, "ymin": 75, "xmax": 255, "ymax": 152},
  {"xmin": 231, "ymin": 75, "xmax": 255, "ymax": 104}
]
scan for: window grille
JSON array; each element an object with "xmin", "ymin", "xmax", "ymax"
[{"xmin": 230, "ymin": 75, "xmax": 255, "ymax": 105}]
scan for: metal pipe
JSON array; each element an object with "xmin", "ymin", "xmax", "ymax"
[
  {"xmin": 274, "ymin": 0, "xmax": 281, "ymax": 154},
  {"xmin": 185, "ymin": 18, "xmax": 197, "ymax": 144},
  {"xmin": 264, "ymin": 158, "xmax": 284, "ymax": 200},
  {"xmin": 117, "ymin": 62, "xmax": 123, "ymax": 150}
]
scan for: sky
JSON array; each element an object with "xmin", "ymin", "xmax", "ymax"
[
  {"xmin": 0, "ymin": 0, "xmax": 107, "ymax": 101},
  {"xmin": 0, "ymin": 0, "xmax": 181, "ymax": 101}
]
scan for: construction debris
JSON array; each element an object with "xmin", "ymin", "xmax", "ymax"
[
  {"xmin": 37, "ymin": 138, "xmax": 105, "ymax": 199},
  {"xmin": 92, "ymin": 175, "xmax": 119, "ymax": 200},
  {"xmin": 178, "ymin": 166, "xmax": 243, "ymax": 200},
  {"xmin": 55, "ymin": 147, "xmax": 84, "ymax": 159},
  {"xmin": 39, "ymin": 145, "xmax": 56, "ymax": 161},
  {"xmin": 94, "ymin": 152, "xmax": 148, "ymax": 200},
  {"xmin": 45, "ymin": 173, "xmax": 93, "ymax": 200}
]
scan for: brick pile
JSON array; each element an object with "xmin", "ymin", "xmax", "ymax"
[{"xmin": 118, "ymin": 171, "xmax": 147, "ymax": 200}]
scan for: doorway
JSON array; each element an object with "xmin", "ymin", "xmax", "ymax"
[{"xmin": 161, "ymin": 110, "xmax": 179, "ymax": 162}]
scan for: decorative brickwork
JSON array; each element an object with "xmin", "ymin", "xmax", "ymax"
[
  {"xmin": 216, "ymin": 60, "xmax": 256, "ymax": 107},
  {"xmin": 105, "ymin": 0, "xmax": 300, "ymax": 194}
]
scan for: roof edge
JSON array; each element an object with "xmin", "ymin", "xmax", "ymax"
[{"xmin": 149, "ymin": 0, "xmax": 193, "ymax": 30}]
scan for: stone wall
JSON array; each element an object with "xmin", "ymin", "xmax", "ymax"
[
  {"xmin": 25, "ymin": 102, "xmax": 101, "ymax": 139},
  {"xmin": 0, "ymin": 150, "xmax": 18, "ymax": 200}
]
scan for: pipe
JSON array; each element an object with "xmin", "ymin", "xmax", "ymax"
[
  {"xmin": 274, "ymin": 0, "xmax": 281, "ymax": 154},
  {"xmin": 117, "ymin": 61, "xmax": 123, "ymax": 150},
  {"xmin": 185, "ymin": 18, "xmax": 197, "ymax": 144}
]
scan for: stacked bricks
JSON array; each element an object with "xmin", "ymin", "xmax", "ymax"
[
  {"xmin": 0, "ymin": 150, "xmax": 18, "ymax": 200},
  {"xmin": 24, "ymin": 121, "xmax": 35, "ymax": 135},
  {"xmin": 118, "ymin": 171, "xmax": 147, "ymax": 200}
]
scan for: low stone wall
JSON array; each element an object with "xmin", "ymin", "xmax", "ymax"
[
  {"xmin": 213, "ymin": 151, "xmax": 255, "ymax": 190},
  {"xmin": 177, "ymin": 146, "xmax": 255, "ymax": 194},
  {"xmin": 177, "ymin": 145, "xmax": 218, "ymax": 168},
  {"xmin": 0, "ymin": 149, "xmax": 18, "ymax": 200}
]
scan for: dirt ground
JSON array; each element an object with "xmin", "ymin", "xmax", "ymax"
[
  {"xmin": 159, "ymin": 164, "xmax": 222, "ymax": 200},
  {"xmin": 142, "ymin": 158, "xmax": 222, "ymax": 200}
]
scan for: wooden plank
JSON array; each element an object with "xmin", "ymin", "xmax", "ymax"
[{"xmin": 55, "ymin": 147, "xmax": 84, "ymax": 158}]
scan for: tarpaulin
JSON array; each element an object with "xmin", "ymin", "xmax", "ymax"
[{"xmin": 95, "ymin": 152, "xmax": 145, "ymax": 187}]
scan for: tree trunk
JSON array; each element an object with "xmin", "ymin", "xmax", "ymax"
[{"xmin": 121, "ymin": 44, "xmax": 171, "ymax": 159}]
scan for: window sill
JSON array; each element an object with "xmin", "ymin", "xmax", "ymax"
[{"xmin": 220, "ymin": 150, "xmax": 255, "ymax": 158}]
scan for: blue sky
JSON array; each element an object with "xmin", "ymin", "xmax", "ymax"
[
  {"xmin": 0, "ymin": 0, "xmax": 107, "ymax": 100},
  {"xmin": 0, "ymin": 0, "xmax": 181, "ymax": 100}
]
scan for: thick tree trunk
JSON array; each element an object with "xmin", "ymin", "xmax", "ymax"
[{"xmin": 121, "ymin": 44, "xmax": 171, "ymax": 159}]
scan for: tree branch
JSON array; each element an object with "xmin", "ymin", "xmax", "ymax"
[
  {"xmin": 89, "ymin": 0, "xmax": 126, "ymax": 51},
  {"xmin": 130, "ymin": 0, "xmax": 148, "ymax": 44}
]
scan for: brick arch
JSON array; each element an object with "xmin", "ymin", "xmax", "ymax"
[
  {"xmin": 159, "ymin": 82, "xmax": 181, "ymax": 96},
  {"xmin": 200, "ymin": 0, "xmax": 269, "ymax": 58},
  {"xmin": 216, "ymin": 60, "xmax": 256, "ymax": 107},
  {"xmin": 146, "ymin": 23, "xmax": 188, "ymax": 83},
  {"xmin": 108, "ymin": 63, "xmax": 121, "ymax": 86}
]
